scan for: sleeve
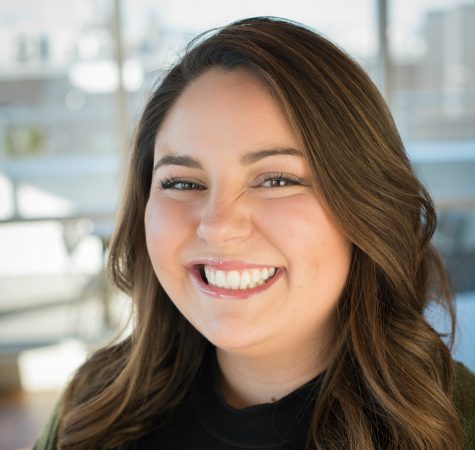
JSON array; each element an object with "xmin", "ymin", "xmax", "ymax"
[
  {"xmin": 32, "ymin": 400, "xmax": 61, "ymax": 450},
  {"xmin": 453, "ymin": 361, "xmax": 475, "ymax": 450}
]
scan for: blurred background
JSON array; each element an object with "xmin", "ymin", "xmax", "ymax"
[{"xmin": 0, "ymin": 0, "xmax": 474, "ymax": 448}]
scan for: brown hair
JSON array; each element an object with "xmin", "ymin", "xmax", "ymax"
[{"xmin": 58, "ymin": 17, "xmax": 462, "ymax": 449}]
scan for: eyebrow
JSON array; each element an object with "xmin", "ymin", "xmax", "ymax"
[{"xmin": 152, "ymin": 148, "xmax": 302, "ymax": 172}]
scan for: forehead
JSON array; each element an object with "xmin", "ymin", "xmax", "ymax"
[{"xmin": 154, "ymin": 68, "xmax": 301, "ymax": 160}]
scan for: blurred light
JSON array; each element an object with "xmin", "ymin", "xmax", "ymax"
[
  {"xmin": 18, "ymin": 339, "xmax": 87, "ymax": 392},
  {"xmin": 71, "ymin": 235, "xmax": 103, "ymax": 273},
  {"xmin": 19, "ymin": 183, "xmax": 74, "ymax": 217},
  {"xmin": 0, "ymin": 172, "xmax": 14, "ymax": 218},
  {"xmin": 0, "ymin": 222, "xmax": 68, "ymax": 276},
  {"xmin": 68, "ymin": 58, "xmax": 144, "ymax": 93}
]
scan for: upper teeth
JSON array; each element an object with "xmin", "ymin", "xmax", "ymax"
[{"xmin": 203, "ymin": 266, "xmax": 276, "ymax": 290}]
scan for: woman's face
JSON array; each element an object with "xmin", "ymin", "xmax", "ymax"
[{"xmin": 145, "ymin": 69, "xmax": 352, "ymax": 358}]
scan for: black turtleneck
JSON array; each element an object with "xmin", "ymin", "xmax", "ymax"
[{"xmin": 128, "ymin": 349, "xmax": 324, "ymax": 449}]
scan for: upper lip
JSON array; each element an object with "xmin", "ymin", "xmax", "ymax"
[{"xmin": 187, "ymin": 258, "xmax": 280, "ymax": 271}]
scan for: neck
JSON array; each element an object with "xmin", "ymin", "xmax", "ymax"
[{"xmin": 215, "ymin": 341, "xmax": 329, "ymax": 409}]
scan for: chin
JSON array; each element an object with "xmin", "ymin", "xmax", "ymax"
[
  {"xmin": 203, "ymin": 327, "xmax": 251, "ymax": 350},
  {"xmin": 199, "ymin": 320, "xmax": 267, "ymax": 353}
]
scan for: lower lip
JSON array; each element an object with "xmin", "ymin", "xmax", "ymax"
[{"xmin": 189, "ymin": 267, "xmax": 284, "ymax": 299}]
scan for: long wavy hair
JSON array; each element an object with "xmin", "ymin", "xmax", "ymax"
[{"xmin": 58, "ymin": 17, "xmax": 462, "ymax": 450}]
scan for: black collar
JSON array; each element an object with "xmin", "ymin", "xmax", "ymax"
[{"xmin": 191, "ymin": 349, "xmax": 324, "ymax": 448}]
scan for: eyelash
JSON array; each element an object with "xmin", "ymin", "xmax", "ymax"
[
  {"xmin": 158, "ymin": 172, "xmax": 304, "ymax": 191},
  {"xmin": 159, "ymin": 177, "xmax": 205, "ymax": 191}
]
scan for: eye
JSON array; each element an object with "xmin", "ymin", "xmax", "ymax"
[
  {"xmin": 259, "ymin": 172, "xmax": 304, "ymax": 188},
  {"xmin": 159, "ymin": 176, "xmax": 206, "ymax": 191}
]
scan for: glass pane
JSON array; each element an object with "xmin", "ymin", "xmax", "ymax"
[
  {"xmin": 388, "ymin": 0, "xmax": 475, "ymax": 291},
  {"xmin": 0, "ymin": 0, "xmax": 124, "ymax": 372},
  {"xmin": 0, "ymin": 0, "xmax": 121, "ymax": 159},
  {"xmin": 389, "ymin": 0, "xmax": 475, "ymax": 141}
]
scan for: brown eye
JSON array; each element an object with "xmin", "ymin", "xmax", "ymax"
[
  {"xmin": 159, "ymin": 177, "xmax": 206, "ymax": 191},
  {"xmin": 260, "ymin": 173, "xmax": 304, "ymax": 188}
]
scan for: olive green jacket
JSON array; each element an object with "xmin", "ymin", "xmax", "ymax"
[{"xmin": 33, "ymin": 361, "xmax": 475, "ymax": 450}]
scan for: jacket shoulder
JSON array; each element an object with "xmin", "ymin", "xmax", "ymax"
[
  {"xmin": 33, "ymin": 400, "xmax": 60, "ymax": 450},
  {"xmin": 454, "ymin": 361, "xmax": 475, "ymax": 450}
]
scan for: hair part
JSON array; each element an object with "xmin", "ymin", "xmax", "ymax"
[{"xmin": 58, "ymin": 17, "xmax": 462, "ymax": 450}]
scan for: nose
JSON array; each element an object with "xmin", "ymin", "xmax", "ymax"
[{"xmin": 196, "ymin": 190, "xmax": 253, "ymax": 246}]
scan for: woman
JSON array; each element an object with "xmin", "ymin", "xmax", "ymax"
[{"xmin": 35, "ymin": 17, "xmax": 475, "ymax": 450}]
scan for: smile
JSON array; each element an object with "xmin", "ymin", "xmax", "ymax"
[
  {"xmin": 189, "ymin": 264, "xmax": 283, "ymax": 299},
  {"xmin": 203, "ymin": 265, "xmax": 276, "ymax": 289}
]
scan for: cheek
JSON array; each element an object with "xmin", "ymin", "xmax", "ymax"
[
  {"xmin": 254, "ymin": 195, "xmax": 334, "ymax": 246},
  {"xmin": 145, "ymin": 197, "xmax": 192, "ymax": 233},
  {"xmin": 257, "ymin": 195, "xmax": 351, "ymax": 274},
  {"xmin": 144, "ymin": 197, "xmax": 196, "ymax": 273}
]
